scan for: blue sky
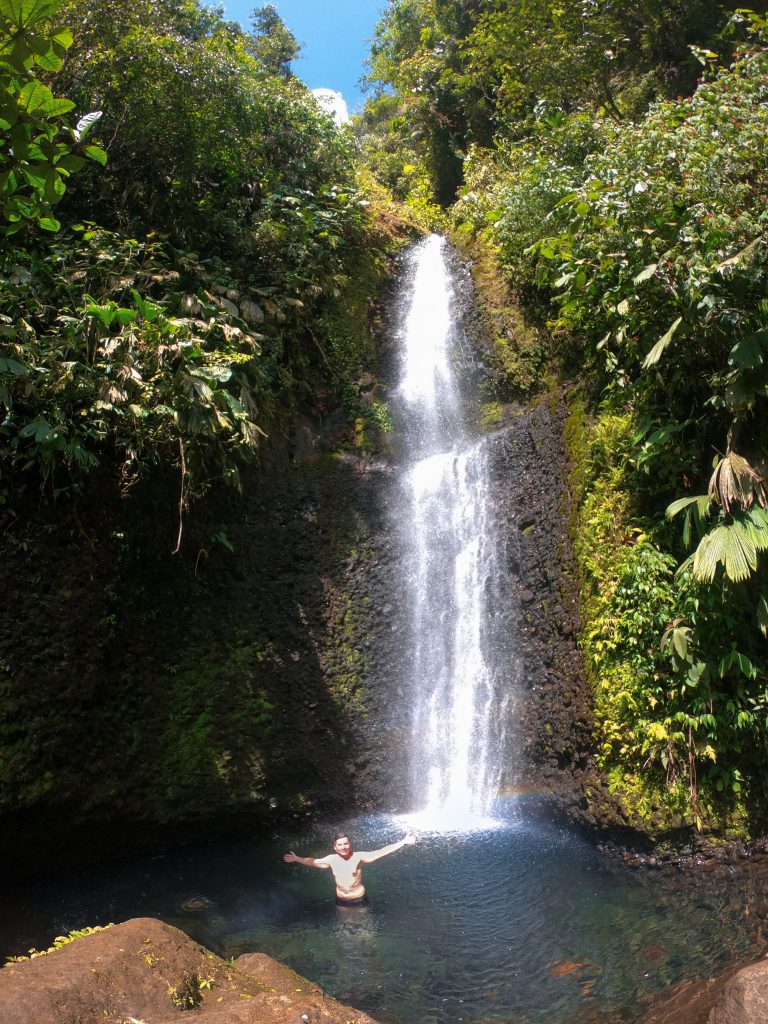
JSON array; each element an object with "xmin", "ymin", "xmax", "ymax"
[{"xmin": 221, "ymin": 1, "xmax": 387, "ymax": 115}]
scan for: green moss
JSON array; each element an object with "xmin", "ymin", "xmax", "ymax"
[
  {"xmin": 352, "ymin": 404, "xmax": 393, "ymax": 452},
  {"xmin": 450, "ymin": 228, "xmax": 550, "ymax": 400},
  {"xmin": 479, "ymin": 401, "xmax": 504, "ymax": 430},
  {"xmin": 321, "ymin": 586, "xmax": 370, "ymax": 714},
  {"xmin": 119, "ymin": 631, "xmax": 279, "ymax": 822}
]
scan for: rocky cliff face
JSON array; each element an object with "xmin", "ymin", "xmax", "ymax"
[
  {"xmin": 484, "ymin": 399, "xmax": 592, "ymax": 797},
  {"xmin": 0, "ymin": 419, "xmax": 413, "ymax": 862}
]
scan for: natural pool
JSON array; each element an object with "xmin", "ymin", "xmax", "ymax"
[{"xmin": 3, "ymin": 802, "xmax": 767, "ymax": 1024}]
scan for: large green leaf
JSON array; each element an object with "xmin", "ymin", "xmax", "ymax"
[
  {"xmin": 18, "ymin": 415, "xmax": 53, "ymax": 442},
  {"xmin": 37, "ymin": 212, "xmax": 59, "ymax": 230},
  {"xmin": 0, "ymin": 0, "xmax": 60, "ymax": 31},
  {"xmin": 728, "ymin": 329, "xmax": 768, "ymax": 370},
  {"xmin": 643, "ymin": 316, "xmax": 683, "ymax": 369},
  {"xmin": 82, "ymin": 144, "xmax": 107, "ymax": 166},
  {"xmin": 0, "ymin": 95, "xmax": 18, "ymax": 129},
  {"xmin": 724, "ymin": 367, "xmax": 764, "ymax": 411},
  {"xmin": 666, "ymin": 494, "xmax": 710, "ymax": 518},
  {"xmin": 31, "ymin": 41, "xmax": 65, "ymax": 73},
  {"xmin": 20, "ymin": 162, "xmax": 47, "ymax": 189},
  {"xmin": 0, "ymin": 356, "xmax": 28, "ymax": 374},
  {"xmin": 18, "ymin": 80, "xmax": 74, "ymax": 117}
]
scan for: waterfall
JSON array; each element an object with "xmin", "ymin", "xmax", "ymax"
[{"xmin": 395, "ymin": 235, "xmax": 510, "ymax": 829}]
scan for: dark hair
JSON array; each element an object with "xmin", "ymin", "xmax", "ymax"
[{"xmin": 333, "ymin": 832, "xmax": 350, "ymax": 845}]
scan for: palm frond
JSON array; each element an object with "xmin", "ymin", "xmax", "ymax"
[
  {"xmin": 675, "ymin": 551, "xmax": 696, "ymax": 577},
  {"xmin": 745, "ymin": 505, "xmax": 768, "ymax": 530},
  {"xmin": 643, "ymin": 316, "xmax": 683, "ymax": 368},
  {"xmin": 692, "ymin": 522, "xmax": 757, "ymax": 583},
  {"xmin": 666, "ymin": 494, "xmax": 711, "ymax": 518},
  {"xmin": 708, "ymin": 451, "xmax": 766, "ymax": 514},
  {"xmin": 736, "ymin": 510, "xmax": 768, "ymax": 552},
  {"xmin": 667, "ymin": 494, "xmax": 711, "ymax": 549},
  {"xmin": 758, "ymin": 590, "xmax": 768, "ymax": 638},
  {"xmin": 726, "ymin": 523, "xmax": 758, "ymax": 581}
]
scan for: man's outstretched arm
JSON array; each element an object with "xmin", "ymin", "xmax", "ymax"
[
  {"xmin": 359, "ymin": 834, "xmax": 416, "ymax": 864},
  {"xmin": 283, "ymin": 851, "xmax": 331, "ymax": 869}
]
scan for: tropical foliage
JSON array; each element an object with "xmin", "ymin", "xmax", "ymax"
[
  {"xmin": 0, "ymin": 0, "xmax": 105, "ymax": 234},
  {"xmin": 1, "ymin": 0, "xmax": 394, "ymax": 511},
  {"xmin": 361, "ymin": 0, "xmax": 743, "ymax": 207}
]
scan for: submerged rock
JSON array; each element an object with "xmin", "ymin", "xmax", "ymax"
[
  {"xmin": 0, "ymin": 917, "xmax": 378, "ymax": 1024},
  {"xmin": 635, "ymin": 954, "xmax": 768, "ymax": 1024}
]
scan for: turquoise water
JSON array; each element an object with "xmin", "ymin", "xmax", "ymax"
[{"xmin": 2, "ymin": 805, "xmax": 766, "ymax": 1024}]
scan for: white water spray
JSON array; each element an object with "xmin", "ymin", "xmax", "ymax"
[{"xmin": 396, "ymin": 235, "xmax": 509, "ymax": 831}]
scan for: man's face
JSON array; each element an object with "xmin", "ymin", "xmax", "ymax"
[{"xmin": 333, "ymin": 836, "xmax": 352, "ymax": 859}]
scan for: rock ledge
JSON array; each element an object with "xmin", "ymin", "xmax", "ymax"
[{"xmin": 0, "ymin": 917, "xmax": 378, "ymax": 1024}]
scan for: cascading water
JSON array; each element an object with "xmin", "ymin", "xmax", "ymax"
[{"xmin": 395, "ymin": 234, "xmax": 511, "ymax": 829}]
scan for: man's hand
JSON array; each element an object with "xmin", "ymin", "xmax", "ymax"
[{"xmin": 283, "ymin": 851, "xmax": 298, "ymax": 863}]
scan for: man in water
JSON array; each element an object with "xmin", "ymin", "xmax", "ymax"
[{"xmin": 283, "ymin": 832, "xmax": 416, "ymax": 904}]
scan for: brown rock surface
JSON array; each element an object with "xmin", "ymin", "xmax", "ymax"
[
  {"xmin": 0, "ymin": 917, "xmax": 378, "ymax": 1024},
  {"xmin": 635, "ymin": 955, "xmax": 768, "ymax": 1024},
  {"xmin": 709, "ymin": 960, "xmax": 768, "ymax": 1024}
]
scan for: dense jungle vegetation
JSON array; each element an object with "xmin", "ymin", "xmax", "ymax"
[
  {"xmin": 358, "ymin": 0, "xmax": 768, "ymax": 835},
  {"xmin": 0, "ymin": 0, "xmax": 399, "ymax": 515}
]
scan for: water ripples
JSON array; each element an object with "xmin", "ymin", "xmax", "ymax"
[{"xmin": 2, "ymin": 813, "xmax": 766, "ymax": 1024}]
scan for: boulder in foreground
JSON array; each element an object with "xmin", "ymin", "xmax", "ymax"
[
  {"xmin": 0, "ymin": 917, "xmax": 378, "ymax": 1024},
  {"xmin": 709, "ymin": 960, "xmax": 768, "ymax": 1024}
]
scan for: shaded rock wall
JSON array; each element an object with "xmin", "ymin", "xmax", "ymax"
[
  {"xmin": 0, "ymin": 421, "xmax": 413, "ymax": 865},
  {"xmin": 484, "ymin": 396, "xmax": 595, "ymax": 809}
]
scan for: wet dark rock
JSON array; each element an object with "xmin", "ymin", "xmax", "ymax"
[{"xmin": 484, "ymin": 395, "xmax": 607, "ymax": 826}]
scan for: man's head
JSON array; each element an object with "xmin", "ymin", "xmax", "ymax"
[{"xmin": 332, "ymin": 833, "xmax": 352, "ymax": 859}]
